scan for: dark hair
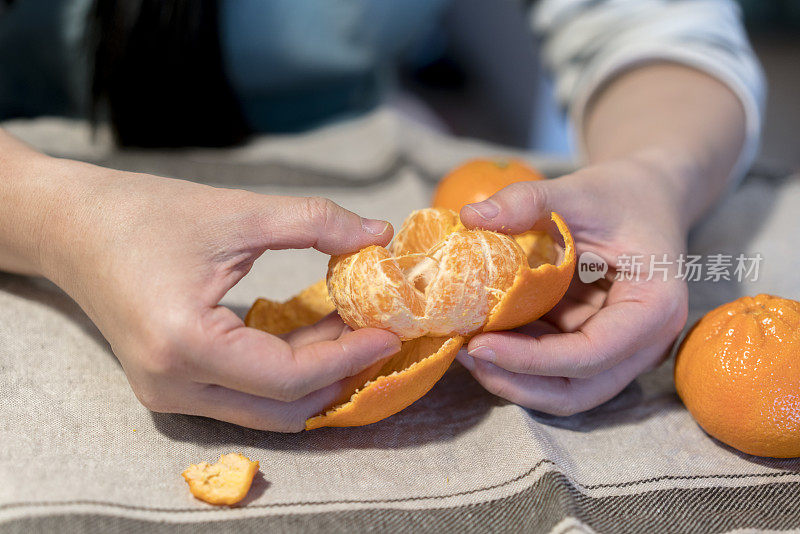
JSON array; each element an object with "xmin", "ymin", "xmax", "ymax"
[{"xmin": 88, "ymin": 0, "xmax": 250, "ymax": 147}]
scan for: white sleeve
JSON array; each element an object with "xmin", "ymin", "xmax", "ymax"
[{"xmin": 532, "ymin": 0, "xmax": 766, "ymax": 188}]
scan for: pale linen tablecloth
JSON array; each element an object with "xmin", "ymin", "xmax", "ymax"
[{"xmin": 2, "ymin": 111, "xmax": 799, "ymax": 533}]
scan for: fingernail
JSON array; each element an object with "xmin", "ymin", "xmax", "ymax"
[
  {"xmin": 467, "ymin": 345, "xmax": 496, "ymax": 363},
  {"xmin": 362, "ymin": 218, "xmax": 389, "ymax": 236},
  {"xmin": 465, "ymin": 200, "xmax": 500, "ymax": 220}
]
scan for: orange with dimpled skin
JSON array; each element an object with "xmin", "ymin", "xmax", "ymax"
[
  {"xmin": 675, "ymin": 294, "xmax": 800, "ymax": 458},
  {"xmin": 432, "ymin": 158, "xmax": 545, "ymax": 213}
]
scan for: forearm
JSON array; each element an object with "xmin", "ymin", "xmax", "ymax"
[
  {"xmin": 583, "ymin": 63, "xmax": 747, "ymax": 229},
  {"xmin": 0, "ymin": 130, "xmax": 107, "ymax": 285},
  {"xmin": 0, "ymin": 130, "xmax": 58, "ymax": 276}
]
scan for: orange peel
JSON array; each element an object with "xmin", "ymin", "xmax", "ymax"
[
  {"xmin": 306, "ymin": 336, "xmax": 464, "ymax": 429},
  {"xmin": 245, "ymin": 279, "xmax": 333, "ymax": 335},
  {"xmin": 182, "ymin": 453, "xmax": 259, "ymax": 505}
]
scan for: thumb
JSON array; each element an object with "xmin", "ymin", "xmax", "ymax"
[
  {"xmin": 256, "ymin": 196, "xmax": 394, "ymax": 255},
  {"xmin": 459, "ymin": 180, "xmax": 563, "ymax": 234}
]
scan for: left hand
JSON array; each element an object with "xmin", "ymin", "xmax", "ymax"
[
  {"xmin": 27, "ymin": 158, "xmax": 401, "ymax": 432},
  {"xmin": 456, "ymin": 156, "xmax": 690, "ymax": 416}
]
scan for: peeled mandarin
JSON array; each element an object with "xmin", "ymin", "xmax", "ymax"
[
  {"xmin": 245, "ymin": 205, "xmax": 575, "ymax": 430},
  {"xmin": 391, "ymin": 207, "xmax": 463, "ymax": 256},
  {"xmin": 326, "ymin": 207, "xmax": 574, "ymax": 341}
]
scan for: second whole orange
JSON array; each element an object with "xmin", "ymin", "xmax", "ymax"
[
  {"xmin": 675, "ymin": 294, "xmax": 800, "ymax": 458},
  {"xmin": 432, "ymin": 158, "xmax": 544, "ymax": 213}
]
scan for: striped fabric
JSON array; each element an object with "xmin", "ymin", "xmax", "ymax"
[
  {"xmin": 2, "ymin": 113, "xmax": 800, "ymax": 534},
  {"xmin": 530, "ymin": 0, "xmax": 766, "ymax": 186}
]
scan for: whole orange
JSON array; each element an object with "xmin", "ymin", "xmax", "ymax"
[
  {"xmin": 432, "ymin": 158, "xmax": 544, "ymax": 212},
  {"xmin": 675, "ymin": 294, "xmax": 800, "ymax": 458}
]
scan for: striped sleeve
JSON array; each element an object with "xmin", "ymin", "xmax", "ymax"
[{"xmin": 531, "ymin": 0, "xmax": 766, "ymax": 188}]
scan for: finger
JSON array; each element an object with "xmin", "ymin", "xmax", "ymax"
[
  {"xmin": 255, "ymin": 195, "xmax": 393, "ymax": 254},
  {"xmin": 180, "ymin": 381, "xmax": 347, "ymax": 432},
  {"xmin": 457, "ymin": 353, "xmax": 571, "ymax": 409},
  {"xmin": 540, "ymin": 298, "xmax": 598, "ymax": 334},
  {"xmin": 513, "ymin": 320, "xmax": 560, "ymax": 338},
  {"xmin": 467, "ymin": 279, "xmax": 685, "ymax": 378},
  {"xmin": 279, "ymin": 312, "xmax": 348, "ymax": 345},
  {"xmin": 197, "ymin": 308, "xmax": 401, "ymax": 401},
  {"xmin": 460, "ymin": 180, "xmax": 576, "ymax": 234},
  {"xmin": 540, "ymin": 279, "xmax": 607, "ymax": 333},
  {"xmin": 457, "ymin": 339, "xmax": 667, "ymax": 416}
]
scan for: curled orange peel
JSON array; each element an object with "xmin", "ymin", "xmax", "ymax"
[
  {"xmin": 245, "ymin": 279, "xmax": 333, "ymax": 335},
  {"xmin": 305, "ymin": 335, "xmax": 464, "ymax": 429},
  {"xmin": 245, "ymin": 208, "xmax": 575, "ymax": 429}
]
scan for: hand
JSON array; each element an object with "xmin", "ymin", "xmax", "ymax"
[
  {"xmin": 457, "ymin": 156, "xmax": 690, "ymax": 416},
  {"xmin": 34, "ymin": 158, "xmax": 401, "ymax": 431}
]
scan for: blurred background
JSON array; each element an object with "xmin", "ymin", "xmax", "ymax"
[
  {"xmin": 740, "ymin": 1, "xmax": 800, "ymax": 172},
  {"xmin": 0, "ymin": 0, "xmax": 797, "ymax": 173},
  {"xmin": 399, "ymin": 0, "xmax": 800, "ymax": 172}
]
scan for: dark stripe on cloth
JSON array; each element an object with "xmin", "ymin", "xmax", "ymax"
[{"xmin": 3, "ymin": 470, "xmax": 800, "ymax": 534}]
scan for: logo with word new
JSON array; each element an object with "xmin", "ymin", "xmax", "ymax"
[{"xmin": 578, "ymin": 251, "xmax": 608, "ymax": 284}]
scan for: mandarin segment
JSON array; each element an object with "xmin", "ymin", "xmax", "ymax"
[
  {"xmin": 182, "ymin": 453, "xmax": 259, "ymax": 505},
  {"xmin": 327, "ymin": 245, "xmax": 427, "ymax": 340},
  {"xmin": 391, "ymin": 207, "xmax": 463, "ymax": 256},
  {"xmin": 484, "ymin": 213, "xmax": 575, "ymax": 332},
  {"xmin": 422, "ymin": 229, "xmax": 527, "ymax": 336},
  {"xmin": 675, "ymin": 294, "xmax": 800, "ymax": 458}
]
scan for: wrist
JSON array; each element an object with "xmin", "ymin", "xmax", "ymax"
[
  {"xmin": 30, "ymin": 158, "xmax": 111, "ymax": 289},
  {"xmin": 4, "ymin": 153, "xmax": 111, "ymax": 294},
  {"xmin": 0, "ymin": 143, "xmax": 68, "ymax": 277},
  {"xmin": 583, "ymin": 64, "xmax": 746, "ymax": 229},
  {"xmin": 595, "ymin": 145, "xmax": 717, "ymax": 232}
]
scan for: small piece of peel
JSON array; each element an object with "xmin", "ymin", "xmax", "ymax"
[{"xmin": 182, "ymin": 453, "xmax": 259, "ymax": 505}]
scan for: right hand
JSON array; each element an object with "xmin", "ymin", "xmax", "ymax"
[
  {"xmin": 457, "ymin": 157, "xmax": 690, "ymax": 416},
  {"xmin": 32, "ymin": 157, "xmax": 401, "ymax": 432}
]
